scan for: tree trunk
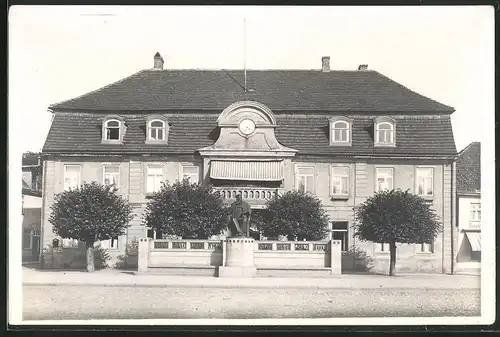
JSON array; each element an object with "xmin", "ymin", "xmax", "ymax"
[
  {"xmin": 86, "ymin": 243, "xmax": 95, "ymax": 272},
  {"xmin": 389, "ymin": 242, "xmax": 397, "ymax": 276}
]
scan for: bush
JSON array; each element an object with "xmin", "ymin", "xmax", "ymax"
[
  {"xmin": 114, "ymin": 238, "xmax": 139, "ymax": 270},
  {"xmin": 142, "ymin": 178, "xmax": 229, "ymax": 239},
  {"xmin": 49, "ymin": 181, "xmax": 134, "ymax": 272},
  {"xmin": 257, "ymin": 190, "xmax": 329, "ymax": 241}
]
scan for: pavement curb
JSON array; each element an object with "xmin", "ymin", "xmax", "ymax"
[{"xmin": 22, "ymin": 282, "xmax": 481, "ymax": 290}]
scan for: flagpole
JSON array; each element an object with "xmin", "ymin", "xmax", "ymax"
[{"xmin": 244, "ymin": 18, "xmax": 247, "ymax": 92}]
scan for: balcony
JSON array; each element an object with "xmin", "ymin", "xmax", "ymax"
[{"xmin": 213, "ymin": 187, "xmax": 285, "ymax": 208}]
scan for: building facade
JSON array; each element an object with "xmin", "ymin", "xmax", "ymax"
[
  {"xmin": 41, "ymin": 54, "xmax": 458, "ymax": 273},
  {"xmin": 22, "ymin": 152, "xmax": 42, "ymax": 263},
  {"xmin": 455, "ymin": 142, "xmax": 481, "ymax": 274}
]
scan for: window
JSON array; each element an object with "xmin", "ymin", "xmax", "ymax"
[
  {"xmin": 375, "ymin": 119, "xmax": 395, "ymax": 146},
  {"xmin": 331, "ymin": 221, "xmax": 348, "ymax": 252},
  {"xmin": 420, "ymin": 242, "xmax": 434, "ymax": 253},
  {"xmin": 104, "ymin": 119, "xmax": 121, "ymax": 141},
  {"xmin": 181, "ymin": 165, "xmax": 199, "ymax": 183},
  {"xmin": 146, "ymin": 166, "xmax": 164, "ymax": 194},
  {"xmin": 62, "ymin": 238, "xmax": 79, "ymax": 248},
  {"xmin": 296, "ymin": 166, "xmax": 315, "ymax": 194},
  {"xmin": 100, "ymin": 237, "xmax": 118, "ymax": 250},
  {"xmin": 331, "ymin": 121, "xmax": 350, "ymax": 143},
  {"xmin": 470, "ymin": 203, "xmax": 481, "ymax": 221},
  {"xmin": 416, "ymin": 167, "xmax": 434, "ymax": 197},
  {"xmin": 148, "ymin": 120, "xmax": 166, "ymax": 141},
  {"xmin": 331, "ymin": 166, "xmax": 349, "ymax": 196},
  {"xmin": 376, "ymin": 243, "xmax": 390, "ymax": 252},
  {"xmin": 147, "ymin": 228, "xmax": 164, "ymax": 240},
  {"xmin": 103, "ymin": 165, "xmax": 120, "ymax": 187},
  {"xmin": 23, "ymin": 229, "xmax": 32, "ymax": 249},
  {"xmin": 376, "ymin": 168, "xmax": 394, "ymax": 192},
  {"xmin": 64, "ymin": 165, "xmax": 81, "ymax": 191}
]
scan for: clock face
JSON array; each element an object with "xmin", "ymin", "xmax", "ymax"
[{"xmin": 239, "ymin": 119, "xmax": 256, "ymax": 135}]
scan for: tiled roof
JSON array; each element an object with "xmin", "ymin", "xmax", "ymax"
[
  {"xmin": 49, "ymin": 69, "xmax": 454, "ymax": 112},
  {"xmin": 42, "ymin": 113, "xmax": 457, "ymax": 157},
  {"xmin": 456, "ymin": 142, "xmax": 481, "ymax": 194}
]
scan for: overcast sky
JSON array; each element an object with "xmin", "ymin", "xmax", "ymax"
[{"xmin": 9, "ymin": 5, "xmax": 494, "ymax": 153}]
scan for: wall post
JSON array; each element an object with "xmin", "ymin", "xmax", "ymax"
[
  {"xmin": 138, "ymin": 238, "xmax": 150, "ymax": 272},
  {"xmin": 330, "ymin": 239, "xmax": 342, "ymax": 275}
]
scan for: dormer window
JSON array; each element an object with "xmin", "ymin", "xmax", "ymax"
[
  {"xmin": 148, "ymin": 120, "xmax": 166, "ymax": 140},
  {"xmin": 374, "ymin": 117, "xmax": 396, "ymax": 146},
  {"xmin": 145, "ymin": 116, "xmax": 169, "ymax": 144},
  {"xmin": 329, "ymin": 117, "xmax": 352, "ymax": 146},
  {"xmin": 102, "ymin": 116, "xmax": 125, "ymax": 143},
  {"xmin": 105, "ymin": 119, "xmax": 121, "ymax": 140}
]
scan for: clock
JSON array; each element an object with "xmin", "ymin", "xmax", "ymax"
[{"xmin": 239, "ymin": 119, "xmax": 256, "ymax": 135}]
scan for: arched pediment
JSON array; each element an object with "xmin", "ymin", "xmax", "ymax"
[{"xmin": 217, "ymin": 101, "xmax": 277, "ymax": 126}]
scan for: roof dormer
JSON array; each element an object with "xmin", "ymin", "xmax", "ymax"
[
  {"xmin": 145, "ymin": 115, "xmax": 169, "ymax": 144},
  {"xmin": 374, "ymin": 116, "xmax": 396, "ymax": 147},
  {"xmin": 102, "ymin": 115, "xmax": 125, "ymax": 144},
  {"xmin": 329, "ymin": 116, "xmax": 353, "ymax": 146}
]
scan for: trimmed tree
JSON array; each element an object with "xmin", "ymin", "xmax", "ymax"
[
  {"xmin": 49, "ymin": 182, "xmax": 134, "ymax": 272},
  {"xmin": 142, "ymin": 178, "xmax": 229, "ymax": 239},
  {"xmin": 353, "ymin": 189, "xmax": 441, "ymax": 276},
  {"xmin": 257, "ymin": 190, "xmax": 329, "ymax": 241}
]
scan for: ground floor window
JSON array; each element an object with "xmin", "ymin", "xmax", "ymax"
[
  {"xmin": 22, "ymin": 229, "xmax": 32, "ymax": 249},
  {"xmin": 331, "ymin": 221, "xmax": 348, "ymax": 252},
  {"xmin": 147, "ymin": 228, "xmax": 164, "ymax": 240},
  {"xmin": 419, "ymin": 242, "xmax": 434, "ymax": 253},
  {"xmin": 376, "ymin": 243, "xmax": 390, "ymax": 252},
  {"xmin": 100, "ymin": 237, "xmax": 118, "ymax": 249}
]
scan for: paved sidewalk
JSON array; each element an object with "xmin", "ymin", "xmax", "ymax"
[{"xmin": 22, "ymin": 267, "xmax": 481, "ymax": 289}]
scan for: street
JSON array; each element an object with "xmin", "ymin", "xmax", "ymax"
[{"xmin": 23, "ymin": 285, "xmax": 480, "ymax": 320}]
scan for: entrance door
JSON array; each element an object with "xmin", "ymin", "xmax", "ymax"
[{"xmin": 31, "ymin": 230, "xmax": 40, "ymax": 262}]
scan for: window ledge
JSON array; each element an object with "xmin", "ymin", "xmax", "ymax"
[
  {"xmin": 145, "ymin": 193, "xmax": 156, "ymax": 199},
  {"xmin": 145, "ymin": 139, "xmax": 168, "ymax": 145},
  {"xmin": 374, "ymin": 143, "xmax": 396, "ymax": 147},
  {"xmin": 330, "ymin": 195, "xmax": 350, "ymax": 201},
  {"xmin": 329, "ymin": 142, "xmax": 352, "ymax": 147},
  {"xmin": 102, "ymin": 140, "xmax": 123, "ymax": 145},
  {"xmin": 418, "ymin": 195, "xmax": 434, "ymax": 201}
]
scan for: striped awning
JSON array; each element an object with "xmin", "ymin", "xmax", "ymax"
[
  {"xmin": 210, "ymin": 160, "xmax": 284, "ymax": 181},
  {"xmin": 465, "ymin": 232, "xmax": 481, "ymax": 252}
]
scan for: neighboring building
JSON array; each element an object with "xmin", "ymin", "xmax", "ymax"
[
  {"xmin": 455, "ymin": 142, "xmax": 481, "ymax": 274},
  {"xmin": 22, "ymin": 152, "xmax": 42, "ymax": 263},
  {"xmin": 41, "ymin": 53, "xmax": 457, "ymax": 273}
]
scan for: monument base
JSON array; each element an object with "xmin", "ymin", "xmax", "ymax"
[{"xmin": 218, "ymin": 265, "xmax": 257, "ymax": 278}]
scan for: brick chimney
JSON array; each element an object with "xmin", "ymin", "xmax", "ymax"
[
  {"xmin": 358, "ymin": 64, "xmax": 368, "ymax": 71},
  {"xmin": 322, "ymin": 56, "xmax": 330, "ymax": 72},
  {"xmin": 153, "ymin": 52, "xmax": 164, "ymax": 70}
]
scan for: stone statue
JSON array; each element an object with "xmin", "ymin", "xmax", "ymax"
[{"xmin": 229, "ymin": 194, "xmax": 252, "ymax": 237}]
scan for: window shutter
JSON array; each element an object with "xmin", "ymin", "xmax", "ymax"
[{"xmin": 98, "ymin": 165, "xmax": 104, "ymax": 185}]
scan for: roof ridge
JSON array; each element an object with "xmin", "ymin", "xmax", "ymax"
[
  {"xmin": 457, "ymin": 141, "xmax": 481, "ymax": 157},
  {"xmin": 143, "ymin": 68, "xmax": 371, "ymax": 72},
  {"xmin": 49, "ymin": 69, "xmax": 146, "ymax": 109},
  {"xmin": 372, "ymin": 70, "xmax": 455, "ymax": 112}
]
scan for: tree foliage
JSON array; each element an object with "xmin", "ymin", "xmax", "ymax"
[
  {"xmin": 257, "ymin": 190, "xmax": 329, "ymax": 241},
  {"xmin": 49, "ymin": 182, "xmax": 134, "ymax": 271},
  {"xmin": 353, "ymin": 189, "xmax": 441, "ymax": 275},
  {"xmin": 142, "ymin": 179, "xmax": 229, "ymax": 239}
]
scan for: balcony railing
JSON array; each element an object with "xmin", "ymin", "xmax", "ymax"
[{"xmin": 213, "ymin": 187, "xmax": 285, "ymax": 201}]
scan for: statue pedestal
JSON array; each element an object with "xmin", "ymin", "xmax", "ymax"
[{"xmin": 218, "ymin": 237, "xmax": 257, "ymax": 278}]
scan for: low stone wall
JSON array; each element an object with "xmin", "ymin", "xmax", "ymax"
[{"xmin": 138, "ymin": 238, "xmax": 342, "ymax": 276}]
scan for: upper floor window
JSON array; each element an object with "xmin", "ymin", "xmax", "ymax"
[
  {"xmin": 104, "ymin": 119, "xmax": 121, "ymax": 141},
  {"xmin": 296, "ymin": 166, "xmax": 315, "ymax": 194},
  {"xmin": 103, "ymin": 165, "xmax": 120, "ymax": 187},
  {"xmin": 376, "ymin": 167, "xmax": 394, "ymax": 192},
  {"xmin": 470, "ymin": 203, "xmax": 481, "ymax": 222},
  {"xmin": 374, "ymin": 117, "xmax": 396, "ymax": 146},
  {"xmin": 148, "ymin": 120, "xmax": 166, "ymax": 141},
  {"xmin": 146, "ymin": 165, "xmax": 164, "ymax": 194},
  {"xmin": 329, "ymin": 117, "xmax": 352, "ymax": 145},
  {"xmin": 181, "ymin": 165, "xmax": 199, "ymax": 183},
  {"xmin": 64, "ymin": 164, "xmax": 81, "ymax": 191},
  {"xmin": 416, "ymin": 167, "xmax": 434, "ymax": 197},
  {"xmin": 331, "ymin": 166, "xmax": 349, "ymax": 197}
]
